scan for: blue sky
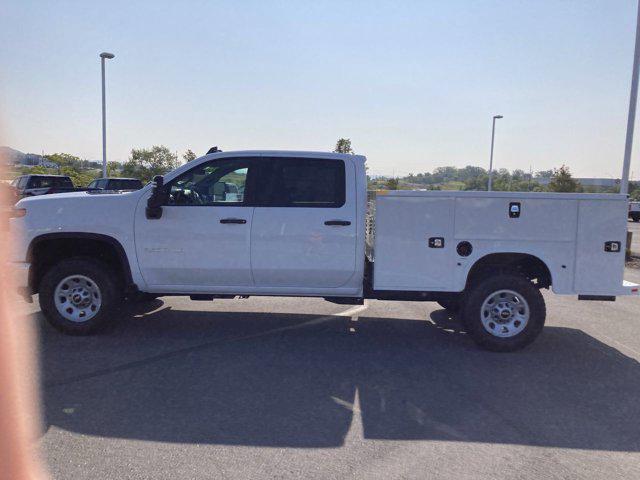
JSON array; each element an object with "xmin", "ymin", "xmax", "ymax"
[{"xmin": 1, "ymin": 0, "xmax": 638, "ymax": 178}]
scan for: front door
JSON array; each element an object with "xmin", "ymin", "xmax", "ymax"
[
  {"xmin": 135, "ymin": 157, "xmax": 255, "ymax": 289},
  {"xmin": 250, "ymin": 157, "xmax": 357, "ymax": 288}
]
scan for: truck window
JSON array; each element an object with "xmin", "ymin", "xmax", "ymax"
[
  {"xmin": 111, "ymin": 179, "xmax": 142, "ymax": 190},
  {"xmin": 27, "ymin": 177, "xmax": 50, "ymax": 188},
  {"xmin": 53, "ymin": 177, "xmax": 73, "ymax": 188},
  {"xmin": 166, "ymin": 158, "xmax": 251, "ymax": 206},
  {"xmin": 257, "ymin": 158, "xmax": 345, "ymax": 208}
]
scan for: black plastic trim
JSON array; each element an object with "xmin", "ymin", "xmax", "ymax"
[
  {"xmin": 27, "ymin": 232, "xmax": 134, "ymax": 286},
  {"xmin": 578, "ymin": 295, "xmax": 616, "ymax": 301}
]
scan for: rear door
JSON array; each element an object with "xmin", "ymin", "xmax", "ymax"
[{"xmin": 250, "ymin": 156, "xmax": 357, "ymax": 288}]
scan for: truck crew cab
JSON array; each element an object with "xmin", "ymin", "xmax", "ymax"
[{"xmin": 8, "ymin": 151, "xmax": 639, "ymax": 351}]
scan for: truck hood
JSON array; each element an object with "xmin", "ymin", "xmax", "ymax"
[
  {"xmin": 16, "ymin": 187, "xmax": 146, "ymax": 242},
  {"xmin": 17, "ymin": 190, "xmax": 136, "ymax": 205}
]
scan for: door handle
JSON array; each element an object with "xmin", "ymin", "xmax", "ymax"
[
  {"xmin": 324, "ymin": 220, "xmax": 351, "ymax": 226},
  {"xmin": 220, "ymin": 218, "xmax": 247, "ymax": 224}
]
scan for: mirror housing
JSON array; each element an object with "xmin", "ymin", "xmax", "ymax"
[{"xmin": 146, "ymin": 175, "xmax": 166, "ymax": 219}]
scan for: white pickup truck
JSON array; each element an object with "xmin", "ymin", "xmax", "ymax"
[{"xmin": 8, "ymin": 150, "xmax": 639, "ymax": 351}]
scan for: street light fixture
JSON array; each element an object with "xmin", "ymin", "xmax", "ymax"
[
  {"xmin": 488, "ymin": 114, "xmax": 503, "ymax": 191},
  {"xmin": 100, "ymin": 52, "xmax": 115, "ymax": 178}
]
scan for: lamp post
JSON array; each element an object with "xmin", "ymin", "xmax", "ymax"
[
  {"xmin": 100, "ymin": 52, "xmax": 115, "ymax": 178},
  {"xmin": 487, "ymin": 114, "xmax": 503, "ymax": 191},
  {"xmin": 622, "ymin": 0, "xmax": 640, "ymax": 195}
]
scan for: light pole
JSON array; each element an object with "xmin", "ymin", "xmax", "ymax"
[
  {"xmin": 622, "ymin": 0, "xmax": 640, "ymax": 195},
  {"xmin": 100, "ymin": 52, "xmax": 115, "ymax": 178},
  {"xmin": 487, "ymin": 114, "xmax": 503, "ymax": 191}
]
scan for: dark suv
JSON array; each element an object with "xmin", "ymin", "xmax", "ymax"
[
  {"xmin": 11, "ymin": 175, "xmax": 76, "ymax": 198},
  {"xmin": 87, "ymin": 177, "xmax": 143, "ymax": 191}
]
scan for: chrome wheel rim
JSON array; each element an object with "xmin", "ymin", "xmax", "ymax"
[
  {"xmin": 54, "ymin": 275, "xmax": 102, "ymax": 323},
  {"xmin": 480, "ymin": 289, "xmax": 529, "ymax": 338}
]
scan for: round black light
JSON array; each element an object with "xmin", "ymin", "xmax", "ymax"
[{"xmin": 457, "ymin": 241, "xmax": 473, "ymax": 257}]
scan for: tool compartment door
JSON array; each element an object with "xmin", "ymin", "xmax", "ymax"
[
  {"xmin": 373, "ymin": 196, "xmax": 455, "ymax": 291},
  {"xmin": 574, "ymin": 199, "xmax": 627, "ymax": 294}
]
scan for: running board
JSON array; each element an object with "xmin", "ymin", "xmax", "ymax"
[
  {"xmin": 578, "ymin": 295, "xmax": 616, "ymax": 301},
  {"xmin": 324, "ymin": 297, "xmax": 364, "ymax": 305}
]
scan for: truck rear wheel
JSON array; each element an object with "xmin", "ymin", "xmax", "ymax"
[
  {"xmin": 462, "ymin": 273, "xmax": 545, "ymax": 352},
  {"xmin": 39, "ymin": 257, "xmax": 122, "ymax": 335}
]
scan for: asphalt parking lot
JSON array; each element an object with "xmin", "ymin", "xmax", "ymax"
[{"xmin": 17, "ymin": 266, "xmax": 640, "ymax": 480}]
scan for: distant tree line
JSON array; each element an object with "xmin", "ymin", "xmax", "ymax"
[
  {"xmin": 7, "ymin": 138, "xmax": 640, "ymax": 201},
  {"xmin": 10, "ymin": 146, "xmax": 198, "ymax": 186}
]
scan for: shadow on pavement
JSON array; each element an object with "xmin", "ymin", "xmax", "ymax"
[{"xmin": 38, "ymin": 303, "xmax": 640, "ymax": 451}]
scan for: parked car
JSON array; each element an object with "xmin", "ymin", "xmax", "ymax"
[
  {"xmin": 630, "ymin": 201, "xmax": 640, "ymax": 222},
  {"xmin": 11, "ymin": 174, "xmax": 85, "ymax": 198},
  {"xmin": 8, "ymin": 150, "xmax": 639, "ymax": 351},
  {"xmin": 87, "ymin": 177, "xmax": 143, "ymax": 191}
]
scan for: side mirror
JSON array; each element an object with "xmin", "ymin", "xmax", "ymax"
[{"xmin": 146, "ymin": 175, "xmax": 166, "ymax": 219}]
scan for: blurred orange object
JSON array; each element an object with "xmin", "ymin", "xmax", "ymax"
[{"xmin": 0, "ymin": 155, "xmax": 49, "ymax": 479}]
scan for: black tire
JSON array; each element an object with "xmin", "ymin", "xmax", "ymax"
[
  {"xmin": 127, "ymin": 292, "xmax": 159, "ymax": 303},
  {"xmin": 39, "ymin": 257, "xmax": 122, "ymax": 335},
  {"xmin": 461, "ymin": 272, "xmax": 546, "ymax": 352},
  {"xmin": 437, "ymin": 295, "xmax": 462, "ymax": 313}
]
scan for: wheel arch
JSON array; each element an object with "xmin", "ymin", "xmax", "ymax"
[
  {"xmin": 465, "ymin": 252, "xmax": 553, "ymax": 290},
  {"xmin": 27, "ymin": 232, "xmax": 133, "ymax": 294}
]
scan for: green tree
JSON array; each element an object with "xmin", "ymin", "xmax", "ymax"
[
  {"xmin": 122, "ymin": 145, "xmax": 179, "ymax": 183},
  {"xmin": 333, "ymin": 138, "xmax": 354, "ymax": 154},
  {"xmin": 548, "ymin": 165, "xmax": 581, "ymax": 193},
  {"xmin": 385, "ymin": 177, "xmax": 399, "ymax": 190},
  {"xmin": 59, "ymin": 166, "xmax": 97, "ymax": 187},
  {"xmin": 106, "ymin": 161, "xmax": 122, "ymax": 177},
  {"xmin": 183, "ymin": 149, "xmax": 197, "ymax": 162}
]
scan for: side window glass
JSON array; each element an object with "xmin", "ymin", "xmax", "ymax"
[
  {"xmin": 166, "ymin": 159, "xmax": 250, "ymax": 206},
  {"xmin": 258, "ymin": 158, "xmax": 345, "ymax": 208}
]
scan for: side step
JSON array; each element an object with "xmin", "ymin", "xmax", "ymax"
[
  {"xmin": 324, "ymin": 297, "xmax": 364, "ymax": 305},
  {"xmin": 189, "ymin": 294, "xmax": 238, "ymax": 301},
  {"xmin": 578, "ymin": 295, "xmax": 616, "ymax": 302}
]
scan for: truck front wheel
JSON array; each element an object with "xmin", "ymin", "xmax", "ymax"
[
  {"xmin": 462, "ymin": 273, "xmax": 546, "ymax": 352},
  {"xmin": 39, "ymin": 257, "xmax": 122, "ymax": 335}
]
